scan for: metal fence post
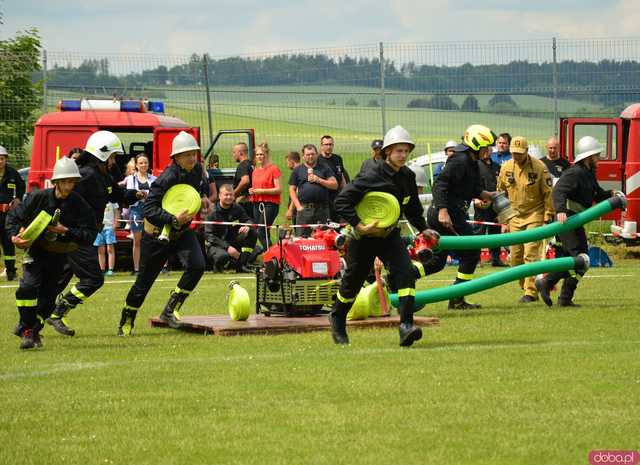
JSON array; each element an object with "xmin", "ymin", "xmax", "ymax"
[
  {"xmin": 203, "ymin": 54, "xmax": 213, "ymax": 148},
  {"xmin": 379, "ymin": 41, "xmax": 386, "ymax": 135},
  {"xmin": 552, "ymin": 37, "xmax": 559, "ymax": 135},
  {"xmin": 42, "ymin": 49, "xmax": 48, "ymax": 113}
]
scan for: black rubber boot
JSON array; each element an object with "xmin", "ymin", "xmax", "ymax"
[
  {"xmin": 329, "ymin": 301, "xmax": 350, "ymax": 345},
  {"xmin": 20, "ymin": 328, "xmax": 39, "ymax": 350},
  {"xmin": 46, "ymin": 295, "xmax": 80, "ymax": 336},
  {"xmin": 159, "ymin": 291, "xmax": 188, "ymax": 329},
  {"xmin": 117, "ymin": 308, "xmax": 138, "ymax": 336},
  {"xmin": 558, "ymin": 277, "xmax": 579, "ymax": 307},
  {"xmin": 535, "ymin": 276, "xmax": 553, "ymax": 307},
  {"xmin": 448, "ymin": 297, "xmax": 481, "ymax": 310},
  {"xmin": 398, "ymin": 296, "xmax": 422, "ymax": 347}
]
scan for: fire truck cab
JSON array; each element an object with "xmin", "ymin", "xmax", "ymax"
[
  {"xmin": 559, "ymin": 103, "xmax": 640, "ymax": 245},
  {"xmin": 27, "ymin": 99, "xmax": 199, "ymax": 191}
]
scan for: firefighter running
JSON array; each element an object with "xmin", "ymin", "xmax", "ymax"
[
  {"xmin": 118, "ymin": 131, "xmax": 210, "ymax": 336},
  {"xmin": 7, "ymin": 158, "xmax": 97, "ymax": 349},
  {"xmin": 329, "ymin": 125, "xmax": 436, "ymax": 347},
  {"xmin": 46, "ymin": 131, "xmax": 141, "ymax": 337},
  {"xmin": 535, "ymin": 136, "xmax": 622, "ymax": 307},
  {"xmin": 0, "ymin": 145, "xmax": 26, "ymax": 281}
]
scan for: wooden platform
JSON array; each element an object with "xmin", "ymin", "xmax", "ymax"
[{"xmin": 149, "ymin": 314, "xmax": 440, "ymax": 336}]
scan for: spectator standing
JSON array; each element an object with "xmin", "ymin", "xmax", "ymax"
[
  {"xmin": 0, "ymin": 145, "xmax": 25, "ymax": 281},
  {"xmin": 497, "ymin": 136, "xmax": 554, "ymax": 303},
  {"xmin": 491, "ymin": 132, "xmax": 512, "ymax": 166},
  {"xmin": 319, "ymin": 135, "xmax": 349, "ymax": 221},
  {"xmin": 358, "ymin": 139, "xmax": 384, "ymax": 174},
  {"xmin": 94, "ymin": 202, "xmax": 119, "ymax": 276},
  {"xmin": 124, "ymin": 153, "xmax": 156, "ymax": 275},
  {"xmin": 541, "ymin": 136, "xmax": 570, "ymax": 181},
  {"xmin": 249, "ymin": 142, "xmax": 281, "ymax": 252},
  {"xmin": 288, "ymin": 144, "xmax": 338, "ymax": 236},
  {"xmin": 204, "ymin": 184, "xmax": 258, "ymax": 273},
  {"xmin": 285, "ymin": 151, "xmax": 300, "ymax": 223},
  {"xmin": 232, "ymin": 142, "xmax": 253, "ymax": 217}
]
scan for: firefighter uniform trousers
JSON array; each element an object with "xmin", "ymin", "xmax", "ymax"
[
  {"xmin": 545, "ymin": 226, "xmax": 588, "ymax": 303},
  {"xmin": 335, "ymin": 228, "xmax": 416, "ymax": 317},
  {"xmin": 16, "ymin": 248, "xmax": 68, "ymax": 329},
  {"xmin": 125, "ymin": 229, "xmax": 205, "ymax": 310},
  {"xmin": 0, "ymin": 211, "xmax": 17, "ymax": 275},
  {"xmin": 425, "ymin": 206, "xmax": 481, "ymax": 284},
  {"xmin": 54, "ymin": 242, "xmax": 105, "ymax": 317},
  {"xmin": 509, "ymin": 220, "xmax": 544, "ymax": 297}
]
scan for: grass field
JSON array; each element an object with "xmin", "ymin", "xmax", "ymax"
[{"xmin": 1, "ymin": 255, "xmax": 638, "ymax": 465}]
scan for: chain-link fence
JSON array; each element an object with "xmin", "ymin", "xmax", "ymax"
[{"xmin": 3, "ymin": 37, "xmax": 640, "ymax": 171}]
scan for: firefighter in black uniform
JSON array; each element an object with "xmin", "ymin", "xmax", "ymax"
[
  {"xmin": 0, "ymin": 145, "xmax": 26, "ymax": 281},
  {"xmin": 118, "ymin": 131, "xmax": 210, "ymax": 336},
  {"xmin": 7, "ymin": 158, "xmax": 97, "ymax": 349},
  {"xmin": 535, "ymin": 136, "xmax": 620, "ymax": 307},
  {"xmin": 425, "ymin": 124, "xmax": 499, "ymax": 309},
  {"xmin": 46, "ymin": 131, "xmax": 141, "ymax": 337},
  {"xmin": 330, "ymin": 125, "xmax": 434, "ymax": 347},
  {"xmin": 204, "ymin": 183, "xmax": 257, "ymax": 272}
]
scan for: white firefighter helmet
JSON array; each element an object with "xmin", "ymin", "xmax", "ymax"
[
  {"xmin": 381, "ymin": 125, "xmax": 415, "ymax": 154},
  {"xmin": 170, "ymin": 131, "xmax": 200, "ymax": 158},
  {"xmin": 574, "ymin": 136, "xmax": 603, "ymax": 163},
  {"xmin": 51, "ymin": 156, "xmax": 81, "ymax": 181},
  {"xmin": 85, "ymin": 131, "xmax": 124, "ymax": 162},
  {"xmin": 408, "ymin": 163, "xmax": 429, "ymax": 188},
  {"xmin": 444, "ymin": 140, "xmax": 457, "ymax": 150},
  {"xmin": 0, "ymin": 145, "xmax": 8, "ymax": 157}
]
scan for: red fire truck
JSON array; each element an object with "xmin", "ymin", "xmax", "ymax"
[{"xmin": 560, "ymin": 103, "xmax": 640, "ymax": 245}]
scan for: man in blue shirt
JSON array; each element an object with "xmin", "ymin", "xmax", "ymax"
[{"xmin": 490, "ymin": 133, "xmax": 512, "ymax": 166}]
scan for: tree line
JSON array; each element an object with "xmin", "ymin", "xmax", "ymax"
[{"xmin": 45, "ymin": 54, "xmax": 640, "ymax": 106}]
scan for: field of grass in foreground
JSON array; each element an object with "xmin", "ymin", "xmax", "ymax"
[{"xmin": 1, "ymin": 259, "xmax": 638, "ymax": 465}]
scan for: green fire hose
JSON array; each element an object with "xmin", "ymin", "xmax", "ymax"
[
  {"xmin": 437, "ymin": 197, "xmax": 625, "ymax": 250},
  {"xmin": 390, "ymin": 254, "xmax": 589, "ymax": 307}
]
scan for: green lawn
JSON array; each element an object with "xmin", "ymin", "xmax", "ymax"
[{"xmin": 1, "ymin": 257, "xmax": 638, "ymax": 465}]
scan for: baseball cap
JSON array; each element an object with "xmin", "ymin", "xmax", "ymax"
[{"xmin": 510, "ymin": 136, "xmax": 529, "ymax": 154}]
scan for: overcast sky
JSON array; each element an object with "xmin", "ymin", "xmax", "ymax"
[{"xmin": 2, "ymin": 0, "xmax": 640, "ymax": 57}]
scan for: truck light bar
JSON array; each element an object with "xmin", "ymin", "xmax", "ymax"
[{"xmin": 57, "ymin": 99, "xmax": 164, "ymax": 113}]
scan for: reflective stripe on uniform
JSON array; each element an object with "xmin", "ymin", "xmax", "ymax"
[
  {"xmin": 16, "ymin": 299, "xmax": 38, "ymax": 307},
  {"xmin": 174, "ymin": 287, "xmax": 191, "ymax": 295},
  {"xmin": 3, "ymin": 256, "xmax": 15, "ymax": 260},
  {"xmin": 70, "ymin": 285, "xmax": 88, "ymax": 301},
  {"xmin": 241, "ymin": 247, "xmax": 254, "ymax": 253},
  {"xmin": 412, "ymin": 261, "xmax": 426, "ymax": 278},
  {"xmin": 124, "ymin": 305, "xmax": 140, "ymax": 311},
  {"xmin": 336, "ymin": 290, "xmax": 355, "ymax": 303},
  {"xmin": 457, "ymin": 272, "xmax": 474, "ymax": 280},
  {"xmin": 397, "ymin": 288, "xmax": 416, "ymax": 297}
]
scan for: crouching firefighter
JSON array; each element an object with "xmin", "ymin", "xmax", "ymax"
[
  {"xmin": 118, "ymin": 131, "xmax": 210, "ymax": 336},
  {"xmin": 535, "ymin": 136, "xmax": 623, "ymax": 307},
  {"xmin": 329, "ymin": 125, "xmax": 435, "ymax": 347},
  {"xmin": 47, "ymin": 130, "xmax": 141, "ymax": 336},
  {"xmin": 7, "ymin": 158, "xmax": 97, "ymax": 349}
]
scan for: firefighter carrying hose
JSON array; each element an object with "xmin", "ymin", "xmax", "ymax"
[
  {"xmin": 329, "ymin": 125, "xmax": 435, "ymax": 347},
  {"xmin": 118, "ymin": 131, "xmax": 210, "ymax": 336},
  {"xmin": 0, "ymin": 145, "xmax": 26, "ymax": 281},
  {"xmin": 7, "ymin": 158, "xmax": 97, "ymax": 349},
  {"xmin": 46, "ymin": 131, "xmax": 141, "ymax": 337},
  {"xmin": 535, "ymin": 136, "xmax": 622, "ymax": 307},
  {"xmin": 425, "ymin": 124, "xmax": 501, "ymax": 309}
]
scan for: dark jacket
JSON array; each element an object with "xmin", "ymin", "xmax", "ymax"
[
  {"xmin": 335, "ymin": 160, "xmax": 427, "ymax": 232},
  {"xmin": 552, "ymin": 162, "xmax": 611, "ymax": 215},
  {"xmin": 432, "ymin": 147, "xmax": 483, "ymax": 211},
  {"xmin": 203, "ymin": 202, "xmax": 252, "ymax": 249},
  {"xmin": 6, "ymin": 188, "xmax": 98, "ymax": 252},
  {"xmin": 144, "ymin": 162, "xmax": 206, "ymax": 229},
  {"xmin": 475, "ymin": 158, "xmax": 500, "ymax": 221},
  {"xmin": 74, "ymin": 155, "xmax": 138, "ymax": 225},
  {"xmin": 542, "ymin": 156, "xmax": 571, "ymax": 179},
  {"xmin": 0, "ymin": 165, "xmax": 26, "ymax": 203}
]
